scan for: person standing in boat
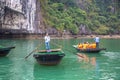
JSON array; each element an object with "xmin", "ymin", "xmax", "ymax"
[
  {"xmin": 44, "ymin": 33, "xmax": 51, "ymax": 52},
  {"xmin": 94, "ymin": 36, "xmax": 100, "ymax": 48}
]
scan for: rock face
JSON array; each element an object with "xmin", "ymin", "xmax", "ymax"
[{"xmin": 0, "ymin": 0, "xmax": 37, "ymax": 34}]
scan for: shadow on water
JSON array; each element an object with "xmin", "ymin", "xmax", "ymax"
[{"xmin": 33, "ymin": 62, "xmax": 66, "ymax": 80}]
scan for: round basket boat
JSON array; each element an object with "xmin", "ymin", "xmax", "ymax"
[{"xmin": 33, "ymin": 49, "xmax": 65, "ymax": 66}]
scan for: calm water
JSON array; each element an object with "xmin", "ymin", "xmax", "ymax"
[{"xmin": 0, "ymin": 38, "xmax": 120, "ymax": 80}]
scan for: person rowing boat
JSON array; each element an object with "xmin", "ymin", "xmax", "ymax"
[
  {"xmin": 44, "ymin": 33, "xmax": 51, "ymax": 52},
  {"xmin": 94, "ymin": 35, "xmax": 100, "ymax": 48}
]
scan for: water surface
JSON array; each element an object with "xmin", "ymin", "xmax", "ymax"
[{"xmin": 0, "ymin": 39, "xmax": 120, "ymax": 80}]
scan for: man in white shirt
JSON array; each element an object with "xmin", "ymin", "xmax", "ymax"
[{"xmin": 44, "ymin": 33, "xmax": 51, "ymax": 52}]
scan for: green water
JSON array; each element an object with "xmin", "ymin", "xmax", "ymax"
[{"xmin": 0, "ymin": 39, "xmax": 120, "ymax": 80}]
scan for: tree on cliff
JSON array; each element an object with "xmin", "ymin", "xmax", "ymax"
[{"xmin": 39, "ymin": 0, "xmax": 120, "ymax": 35}]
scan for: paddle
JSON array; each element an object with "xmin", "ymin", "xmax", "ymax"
[{"xmin": 25, "ymin": 42, "xmax": 42, "ymax": 59}]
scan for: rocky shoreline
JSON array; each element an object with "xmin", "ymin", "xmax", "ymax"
[
  {"xmin": 72, "ymin": 35, "xmax": 120, "ymax": 39},
  {"xmin": 0, "ymin": 34, "xmax": 120, "ymax": 39}
]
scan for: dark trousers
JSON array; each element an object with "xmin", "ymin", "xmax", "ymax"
[{"xmin": 96, "ymin": 42, "xmax": 99, "ymax": 48}]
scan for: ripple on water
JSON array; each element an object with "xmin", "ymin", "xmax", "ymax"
[
  {"xmin": 99, "ymin": 72, "xmax": 117, "ymax": 80},
  {"xmin": 102, "ymin": 51, "xmax": 120, "ymax": 60}
]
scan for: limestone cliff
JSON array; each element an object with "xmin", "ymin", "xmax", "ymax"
[{"xmin": 0, "ymin": 0, "xmax": 37, "ymax": 34}]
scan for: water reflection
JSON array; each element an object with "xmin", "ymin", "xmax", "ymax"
[
  {"xmin": 33, "ymin": 63, "xmax": 66, "ymax": 80},
  {"xmin": 0, "ymin": 39, "xmax": 120, "ymax": 80},
  {"xmin": 77, "ymin": 53, "xmax": 96, "ymax": 66},
  {"xmin": 76, "ymin": 53, "xmax": 100, "ymax": 79}
]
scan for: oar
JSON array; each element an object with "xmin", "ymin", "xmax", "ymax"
[
  {"xmin": 51, "ymin": 41, "xmax": 76, "ymax": 54},
  {"xmin": 63, "ymin": 47, "xmax": 77, "ymax": 54},
  {"xmin": 51, "ymin": 41, "xmax": 81, "ymax": 57},
  {"xmin": 25, "ymin": 42, "xmax": 42, "ymax": 59},
  {"xmin": 64, "ymin": 48, "xmax": 85, "ymax": 58}
]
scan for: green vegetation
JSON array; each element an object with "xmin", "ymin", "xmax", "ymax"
[{"xmin": 39, "ymin": 0, "xmax": 120, "ymax": 35}]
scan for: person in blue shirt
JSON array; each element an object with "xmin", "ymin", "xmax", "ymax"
[
  {"xmin": 44, "ymin": 33, "xmax": 51, "ymax": 52},
  {"xmin": 94, "ymin": 36, "xmax": 100, "ymax": 48}
]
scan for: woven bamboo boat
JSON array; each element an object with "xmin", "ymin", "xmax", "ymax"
[{"xmin": 33, "ymin": 49, "xmax": 65, "ymax": 66}]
